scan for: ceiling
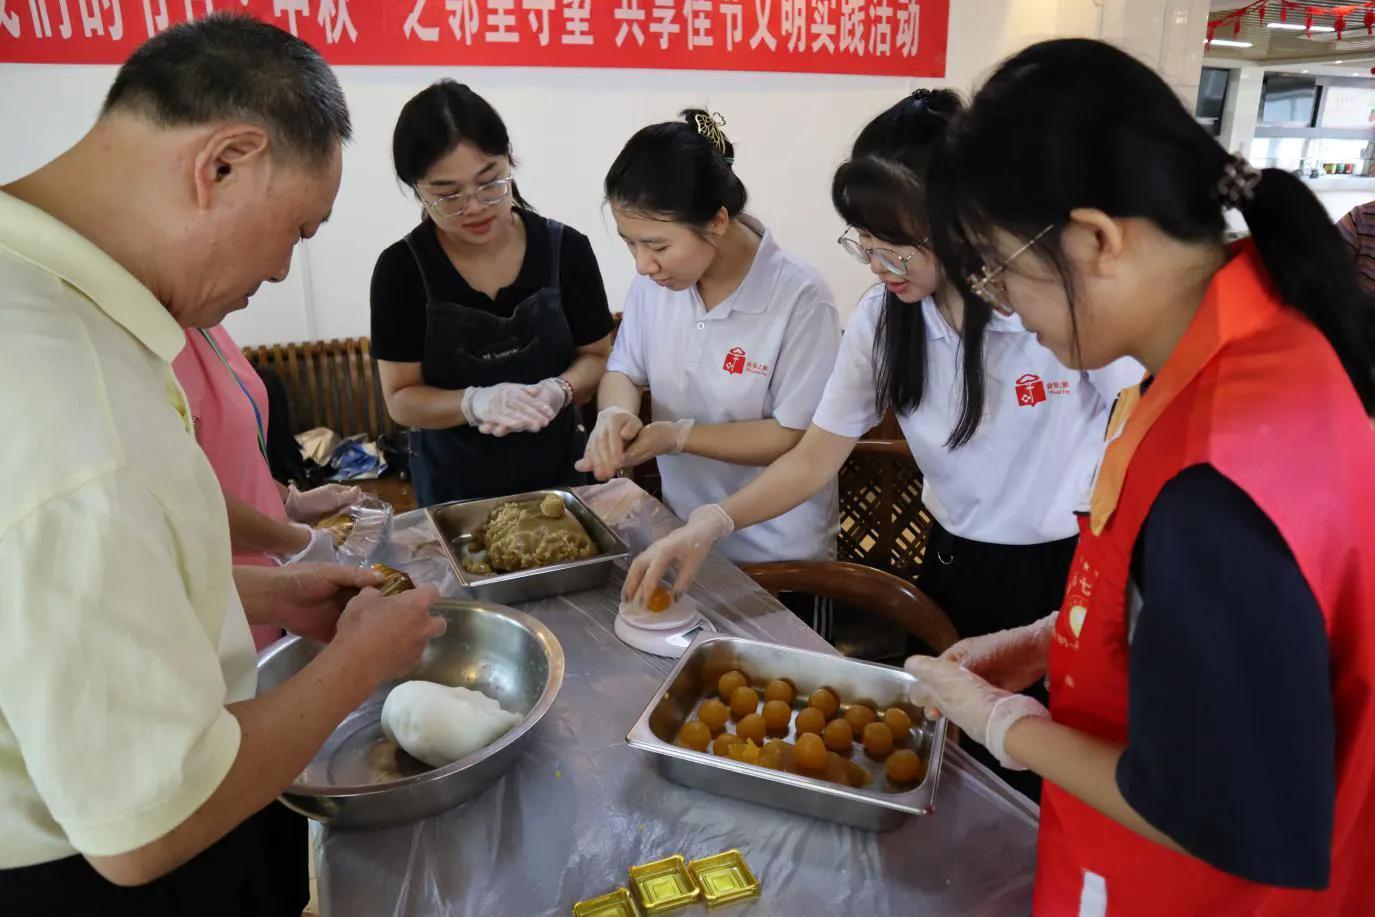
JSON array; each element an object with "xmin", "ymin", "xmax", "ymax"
[{"xmin": 1205, "ymin": 0, "xmax": 1375, "ymax": 73}]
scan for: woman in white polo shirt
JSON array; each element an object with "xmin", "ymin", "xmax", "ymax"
[
  {"xmin": 626, "ymin": 91, "xmax": 1141, "ymax": 650},
  {"xmin": 581, "ymin": 110, "xmax": 841, "ymax": 579}
]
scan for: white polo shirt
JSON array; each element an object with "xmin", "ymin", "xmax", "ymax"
[
  {"xmin": 0, "ymin": 190, "xmax": 255, "ymax": 867},
  {"xmin": 813, "ymin": 287, "xmax": 1144, "ymax": 545},
  {"xmin": 608, "ymin": 217, "xmax": 841, "ymax": 563}
]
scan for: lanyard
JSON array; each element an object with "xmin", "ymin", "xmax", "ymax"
[{"xmin": 197, "ymin": 328, "xmax": 268, "ymax": 463}]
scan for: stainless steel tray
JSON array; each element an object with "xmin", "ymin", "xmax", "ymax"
[
  {"xmin": 626, "ymin": 633, "xmax": 947, "ymax": 832},
  {"xmin": 426, "ymin": 489, "xmax": 629, "ymax": 605}
]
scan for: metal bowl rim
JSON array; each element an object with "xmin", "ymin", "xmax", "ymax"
[
  {"xmin": 624, "ymin": 631, "xmax": 945, "ymax": 815},
  {"xmin": 269, "ymin": 599, "xmax": 565, "ymax": 800}
]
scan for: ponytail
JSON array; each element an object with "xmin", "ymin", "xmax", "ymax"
[
  {"xmin": 1237, "ymin": 168, "xmax": 1375, "ymax": 412},
  {"xmin": 927, "ymin": 38, "xmax": 1375, "ymax": 414}
]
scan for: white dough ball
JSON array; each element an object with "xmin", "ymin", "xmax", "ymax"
[{"xmin": 380, "ymin": 681, "xmax": 521, "ymax": 769}]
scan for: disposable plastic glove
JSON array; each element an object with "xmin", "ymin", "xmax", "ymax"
[
  {"xmin": 477, "ymin": 379, "xmax": 569, "ymax": 436},
  {"xmin": 284, "ymin": 483, "xmax": 361, "ymax": 524},
  {"xmin": 940, "ymin": 612, "xmax": 1058, "ymax": 694},
  {"xmin": 575, "ymin": 406, "xmax": 643, "ymax": 480},
  {"xmin": 622, "ymin": 503, "xmax": 735, "ymax": 606},
  {"xmin": 277, "ymin": 524, "xmax": 338, "ymax": 565},
  {"xmin": 462, "ymin": 382, "xmax": 556, "ymax": 436},
  {"xmin": 525, "ymin": 378, "xmax": 570, "ymax": 415},
  {"xmin": 905, "ymin": 656, "xmax": 1050, "ymax": 771},
  {"xmin": 620, "ymin": 419, "xmax": 694, "ymax": 469}
]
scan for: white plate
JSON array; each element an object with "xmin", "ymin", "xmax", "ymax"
[
  {"xmin": 617, "ymin": 593, "xmax": 700, "ymax": 631},
  {"xmin": 614, "ymin": 613, "xmax": 715, "ymax": 658}
]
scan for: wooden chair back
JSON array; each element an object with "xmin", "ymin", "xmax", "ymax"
[
  {"xmin": 740, "ymin": 560, "xmax": 959, "ymax": 655},
  {"xmin": 840, "ymin": 413, "xmax": 934, "ymax": 580},
  {"xmin": 242, "ymin": 337, "xmax": 399, "ymax": 441}
]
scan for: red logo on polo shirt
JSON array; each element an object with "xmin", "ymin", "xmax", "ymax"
[
  {"xmin": 723, "ymin": 347, "xmax": 747, "ymax": 375},
  {"xmin": 1016, "ymin": 373, "xmax": 1047, "ymax": 407}
]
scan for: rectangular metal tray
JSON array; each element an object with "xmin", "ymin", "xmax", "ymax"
[
  {"xmin": 626, "ymin": 633, "xmax": 947, "ymax": 832},
  {"xmin": 426, "ymin": 489, "xmax": 629, "ymax": 605}
]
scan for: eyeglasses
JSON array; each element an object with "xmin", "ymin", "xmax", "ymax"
[
  {"xmin": 837, "ymin": 230, "xmax": 928, "ymax": 277},
  {"xmin": 967, "ymin": 225, "xmax": 1055, "ymax": 316},
  {"xmin": 418, "ymin": 176, "xmax": 515, "ymax": 218}
]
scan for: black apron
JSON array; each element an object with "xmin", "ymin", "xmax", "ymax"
[
  {"xmin": 406, "ymin": 218, "xmax": 588, "ymax": 505},
  {"xmin": 0, "ymin": 801, "xmax": 306, "ymax": 917}
]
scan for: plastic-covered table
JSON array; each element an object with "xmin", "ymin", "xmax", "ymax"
[{"xmin": 315, "ymin": 480, "xmax": 1038, "ymax": 916}]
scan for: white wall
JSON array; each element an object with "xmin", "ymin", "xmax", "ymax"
[
  {"xmin": 1218, "ymin": 65, "xmax": 1263, "ymax": 154},
  {"xmin": 0, "ymin": 0, "xmax": 1212, "ymax": 346}
]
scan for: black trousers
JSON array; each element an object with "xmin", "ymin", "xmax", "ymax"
[
  {"xmin": 1, "ymin": 801, "xmax": 307, "ymax": 917},
  {"xmin": 915, "ymin": 521, "xmax": 1079, "ymax": 801}
]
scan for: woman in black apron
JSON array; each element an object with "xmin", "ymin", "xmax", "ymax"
[{"xmin": 372, "ymin": 81, "xmax": 614, "ymax": 505}]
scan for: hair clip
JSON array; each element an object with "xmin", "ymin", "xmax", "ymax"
[
  {"xmin": 907, "ymin": 88, "xmax": 953, "ymax": 121},
  {"xmin": 694, "ymin": 111, "xmax": 733, "ymax": 163},
  {"xmin": 1217, "ymin": 154, "xmax": 1262, "ymax": 209}
]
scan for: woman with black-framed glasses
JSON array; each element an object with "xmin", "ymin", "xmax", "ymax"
[
  {"xmin": 625, "ymin": 91, "xmax": 1139, "ymax": 799},
  {"xmin": 908, "ymin": 39, "xmax": 1375, "ymax": 913},
  {"xmin": 370, "ymin": 80, "xmax": 614, "ymax": 505}
]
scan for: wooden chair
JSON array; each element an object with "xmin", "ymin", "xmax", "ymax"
[
  {"xmin": 740, "ymin": 560, "xmax": 959, "ymax": 656},
  {"xmin": 743, "ymin": 560, "xmax": 961, "ymax": 742},
  {"xmin": 839, "ymin": 413, "xmax": 933, "ymax": 582},
  {"xmin": 243, "ymin": 337, "xmax": 417, "ymax": 511},
  {"xmin": 243, "ymin": 337, "xmax": 400, "ymax": 443}
]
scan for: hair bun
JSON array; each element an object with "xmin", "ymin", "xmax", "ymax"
[
  {"xmin": 907, "ymin": 88, "xmax": 960, "ymax": 121},
  {"xmin": 681, "ymin": 108, "xmax": 735, "ymax": 164}
]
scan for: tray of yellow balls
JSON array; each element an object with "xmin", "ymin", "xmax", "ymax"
[{"xmin": 625, "ymin": 633, "xmax": 947, "ymax": 831}]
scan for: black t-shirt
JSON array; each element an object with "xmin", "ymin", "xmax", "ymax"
[
  {"xmin": 1116, "ymin": 464, "xmax": 1334, "ymax": 889},
  {"xmin": 369, "ymin": 209, "xmax": 613, "ymax": 363}
]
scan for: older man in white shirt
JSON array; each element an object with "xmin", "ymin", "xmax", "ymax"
[{"xmin": 0, "ymin": 15, "xmax": 444, "ymax": 916}]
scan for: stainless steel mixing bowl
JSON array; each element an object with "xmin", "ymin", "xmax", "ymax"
[{"xmin": 256, "ymin": 600, "xmax": 564, "ymax": 829}]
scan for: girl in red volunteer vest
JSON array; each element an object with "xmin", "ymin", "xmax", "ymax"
[{"xmin": 907, "ymin": 39, "xmax": 1375, "ymax": 915}]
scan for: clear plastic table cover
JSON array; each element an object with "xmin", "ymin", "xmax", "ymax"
[{"xmin": 316, "ymin": 480, "xmax": 1039, "ymax": 916}]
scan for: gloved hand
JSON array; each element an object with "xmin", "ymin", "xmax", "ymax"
[
  {"xmin": 462, "ymin": 382, "xmax": 556, "ymax": 437},
  {"xmin": 904, "ymin": 656, "xmax": 1050, "ymax": 771},
  {"xmin": 622, "ymin": 503, "xmax": 734, "ymax": 606},
  {"xmin": 477, "ymin": 378, "xmax": 569, "ymax": 436},
  {"xmin": 284, "ymin": 483, "xmax": 361, "ymax": 524},
  {"xmin": 575, "ymin": 406, "xmax": 644, "ymax": 481},
  {"xmin": 939, "ymin": 612, "xmax": 1058, "ymax": 694},
  {"xmin": 527, "ymin": 377, "xmax": 570, "ymax": 415},
  {"xmin": 620, "ymin": 419, "xmax": 694, "ymax": 469},
  {"xmin": 277, "ymin": 524, "xmax": 337, "ymax": 565}
]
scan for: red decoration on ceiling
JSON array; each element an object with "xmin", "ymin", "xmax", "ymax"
[{"xmin": 1207, "ymin": 0, "xmax": 1375, "ymax": 45}]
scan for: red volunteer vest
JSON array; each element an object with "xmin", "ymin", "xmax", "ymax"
[{"xmin": 1035, "ymin": 245, "xmax": 1375, "ymax": 916}]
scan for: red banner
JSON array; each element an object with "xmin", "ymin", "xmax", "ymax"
[{"xmin": 0, "ymin": 1, "xmax": 948, "ymax": 77}]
